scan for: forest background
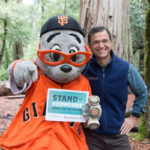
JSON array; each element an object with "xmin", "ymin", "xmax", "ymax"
[
  {"xmin": 0, "ymin": 0, "xmax": 150, "ymax": 141},
  {"xmin": 0, "ymin": 0, "xmax": 148, "ymax": 80}
]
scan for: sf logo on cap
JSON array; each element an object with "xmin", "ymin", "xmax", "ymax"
[{"xmin": 58, "ymin": 16, "xmax": 68, "ymax": 26}]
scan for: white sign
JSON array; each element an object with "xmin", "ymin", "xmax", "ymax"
[{"xmin": 45, "ymin": 88, "xmax": 89, "ymax": 122}]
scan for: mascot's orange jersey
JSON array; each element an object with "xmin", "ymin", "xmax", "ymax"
[{"xmin": 0, "ymin": 71, "xmax": 92, "ymax": 150}]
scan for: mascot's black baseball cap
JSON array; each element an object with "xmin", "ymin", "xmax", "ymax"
[{"xmin": 40, "ymin": 15, "xmax": 84, "ymax": 37}]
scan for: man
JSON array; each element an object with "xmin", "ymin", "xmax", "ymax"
[{"xmin": 83, "ymin": 26, "xmax": 148, "ymax": 150}]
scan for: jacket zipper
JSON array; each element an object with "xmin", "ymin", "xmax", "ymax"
[{"xmin": 102, "ymin": 67, "xmax": 107, "ymax": 133}]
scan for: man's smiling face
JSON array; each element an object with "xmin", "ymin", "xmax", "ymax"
[{"xmin": 89, "ymin": 30, "xmax": 112, "ymax": 61}]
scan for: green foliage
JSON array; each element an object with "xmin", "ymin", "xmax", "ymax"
[
  {"xmin": 40, "ymin": 0, "xmax": 80, "ymax": 25},
  {"xmin": 0, "ymin": 1, "xmax": 39, "ymax": 43},
  {"xmin": 130, "ymin": 0, "xmax": 148, "ymax": 51},
  {"xmin": 0, "ymin": 0, "xmax": 80, "ymax": 81},
  {"xmin": 135, "ymin": 115, "xmax": 148, "ymax": 140},
  {"xmin": 0, "ymin": 0, "xmax": 149, "ymax": 81},
  {"xmin": 65, "ymin": 0, "xmax": 80, "ymax": 20},
  {"xmin": 0, "ymin": 65, "xmax": 9, "ymax": 81},
  {"xmin": 130, "ymin": 0, "xmax": 148, "ymax": 71},
  {"xmin": 0, "ymin": 0, "xmax": 41, "ymax": 81}
]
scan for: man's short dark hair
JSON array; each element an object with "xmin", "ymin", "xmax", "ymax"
[{"xmin": 88, "ymin": 26, "xmax": 112, "ymax": 45}]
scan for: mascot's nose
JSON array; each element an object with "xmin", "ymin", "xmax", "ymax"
[{"xmin": 60, "ymin": 65, "xmax": 72, "ymax": 73}]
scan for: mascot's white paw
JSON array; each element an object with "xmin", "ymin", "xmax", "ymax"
[
  {"xmin": 7, "ymin": 60, "xmax": 38, "ymax": 87},
  {"xmin": 83, "ymin": 95, "xmax": 102, "ymax": 130}
]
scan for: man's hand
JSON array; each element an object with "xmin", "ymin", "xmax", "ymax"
[{"xmin": 120, "ymin": 115, "xmax": 140, "ymax": 135}]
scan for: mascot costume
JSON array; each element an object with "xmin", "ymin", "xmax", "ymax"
[{"xmin": 0, "ymin": 16, "xmax": 101, "ymax": 150}]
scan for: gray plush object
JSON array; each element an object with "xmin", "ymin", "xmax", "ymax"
[
  {"xmin": 7, "ymin": 30, "xmax": 86, "ymax": 90},
  {"xmin": 37, "ymin": 30, "xmax": 86, "ymax": 83}
]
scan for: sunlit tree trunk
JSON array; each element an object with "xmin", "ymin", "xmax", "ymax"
[
  {"xmin": 144, "ymin": 0, "xmax": 150, "ymax": 137},
  {"xmin": 13, "ymin": 0, "xmax": 24, "ymax": 60},
  {"xmin": 80, "ymin": 0, "xmax": 133, "ymax": 62}
]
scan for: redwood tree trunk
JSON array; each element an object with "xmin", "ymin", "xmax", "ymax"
[
  {"xmin": 144, "ymin": 0, "xmax": 150, "ymax": 137},
  {"xmin": 80, "ymin": 0, "xmax": 133, "ymax": 62}
]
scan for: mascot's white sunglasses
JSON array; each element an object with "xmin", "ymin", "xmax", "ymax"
[{"xmin": 37, "ymin": 43, "xmax": 91, "ymax": 67}]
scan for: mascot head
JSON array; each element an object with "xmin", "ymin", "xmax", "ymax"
[{"xmin": 36, "ymin": 15, "xmax": 91, "ymax": 83}]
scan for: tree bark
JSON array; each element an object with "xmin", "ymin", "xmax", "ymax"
[
  {"xmin": 0, "ymin": 18, "xmax": 7, "ymax": 67},
  {"xmin": 80, "ymin": 0, "xmax": 133, "ymax": 62},
  {"xmin": 144, "ymin": 0, "xmax": 150, "ymax": 137},
  {"xmin": 13, "ymin": 39, "xmax": 23, "ymax": 60}
]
